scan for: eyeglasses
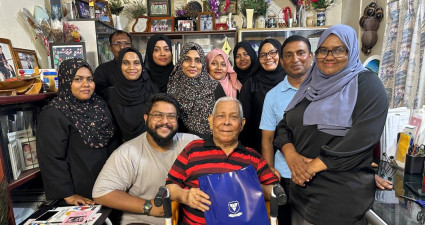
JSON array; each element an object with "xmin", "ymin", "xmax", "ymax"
[
  {"xmin": 259, "ymin": 49, "xmax": 278, "ymax": 60},
  {"xmin": 283, "ymin": 50, "xmax": 308, "ymax": 59},
  {"xmin": 73, "ymin": 76, "xmax": 94, "ymax": 83},
  {"xmin": 149, "ymin": 112, "xmax": 178, "ymax": 122},
  {"xmin": 315, "ymin": 47, "xmax": 348, "ymax": 59},
  {"xmin": 110, "ymin": 41, "xmax": 132, "ymax": 47}
]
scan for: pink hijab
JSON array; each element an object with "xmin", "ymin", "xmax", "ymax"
[{"xmin": 206, "ymin": 49, "xmax": 242, "ymax": 98}]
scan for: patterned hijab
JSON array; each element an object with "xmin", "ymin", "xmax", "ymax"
[
  {"xmin": 167, "ymin": 42, "xmax": 219, "ymax": 135},
  {"xmin": 47, "ymin": 58, "xmax": 115, "ymax": 148},
  {"xmin": 285, "ymin": 24, "xmax": 366, "ymax": 136},
  {"xmin": 233, "ymin": 41, "xmax": 259, "ymax": 83},
  {"xmin": 206, "ymin": 48, "xmax": 242, "ymax": 98},
  {"xmin": 145, "ymin": 34, "xmax": 174, "ymax": 92}
]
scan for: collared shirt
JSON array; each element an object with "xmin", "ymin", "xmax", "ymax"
[
  {"xmin": 259, "ymin": 77, "xmax": 298, "ymax": 178},
  {"xmin": 166, "ymin": 136, "xmax": 278, "ymax": 225}
]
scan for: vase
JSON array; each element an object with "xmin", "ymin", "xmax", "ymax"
[
  {"xmin": 115, "ymin": 15, "xmax": 123, "ymax": 30},
  {"xmin": 246, "ymin": 9, "xmax": 254, "ymax": 28},
  {"xmin": 316, "ymin": 8, "xmax": 326, "ymax": 26},
  {"xmin": 124, "ymin": 17, "xmax": 137, "ymax": 32},
  {"xmin": 297, "ymin": 5, "xmax": 306, "ymax": 27},
  {"xmin": 256, "ymin": 15, "xmax": 266, "ymax": 28}
]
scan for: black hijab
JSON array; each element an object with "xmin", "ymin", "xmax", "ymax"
[
  {"xmin": 233, "ymin": 41, "xmax": 259, "ymax": 83},
  {"xmin": 251, "ymin": 39, "xmax": 285, "ymax": 94},
  {"xmin": 145, "ymin": 34, "xmax": 174, "ymax": 93},
  {"xmin": 108, "ymin": 47, "xmax": 158, "ymax": 141},
  {"xmin": 47, "ymin": 58, "xmax": 115, "ymax": 148}
]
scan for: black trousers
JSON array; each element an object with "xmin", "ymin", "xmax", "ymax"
[{"xmin": 278, "ymin": 178, "xmax": 292, "ymax": 225}]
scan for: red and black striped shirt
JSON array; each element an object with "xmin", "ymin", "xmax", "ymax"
[{"xmin": 166, "ymin": 137, "xmax": 279, "ymax": 225}]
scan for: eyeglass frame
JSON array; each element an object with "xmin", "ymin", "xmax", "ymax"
[
  {"xmin": 110, "ymin": 41, "xmax": 132, "ymax": 47},
  {"xmin": 148, "ymin": 112, "xmax": 178, "ymax": 122},
  {"xmin": 259, "ymin": 49, "xmax": 279, "ymax": 60},
  {"xmin": 315, "ymin": 46, "xmax": 348, "ymax": 59}
]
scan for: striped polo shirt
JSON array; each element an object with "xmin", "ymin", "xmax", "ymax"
[{"xmin": 166, "ymin": 137, "xmax": 279, "ymax": 225}]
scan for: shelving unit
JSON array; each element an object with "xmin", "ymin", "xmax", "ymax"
[{"xmin": 0, "ymin": 93, "xmax": 56, "ymax": 225}]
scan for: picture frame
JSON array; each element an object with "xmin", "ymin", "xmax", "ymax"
[
  {"xmin": 132, "ymin": 16, "xmax": 151, "ymax": 33},
  {"xmin": 8, "ymin": 140, "xmax": 22, "ymax": 180},
  {"xmin": 50, "ymin": 42, "xmax": 86, "ymax": 69},
  {"xmin": 148, "ymin": 0, "xmax": 171, "ymax": 17},
  {"xmin": 94, "ymin": 0, "xmax": 113, "ymax": 26},
  {"xmin": 175, "ymin": 17, "xmax": 196, "ymax": 31},
  {"xmin": 149, "ymin": 17, "xmax": 174, "ymax": 32},
  {"xmin": 0, "ymin": 38, "xmax": 18, "ymax": 81},
  {"xmin": 76, "ymin": 0, "xmax": 90, "ymax": 18},
  {"xmin": 197, "ymin": 12, "xmax": 215, "ymax": 31},
  {"xmin": 13, "ymin": 48, "xmax": 40, "ymax": 70},
  {"xmin": 18, "ymin": 137, "xmax": 38, "ymax": 170},
  {"xmin": 50, "ymin": 0, "xmax": 63, "ymax": 20}
]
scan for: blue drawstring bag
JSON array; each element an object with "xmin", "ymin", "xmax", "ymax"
[{"xmin": 198, "ymin": 165, "xmax": 270, "ymax": 225}]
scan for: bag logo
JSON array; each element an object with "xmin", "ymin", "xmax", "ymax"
[{"xmin": 228, "ymin": 201, "xmax": 242, "ymax": 217}]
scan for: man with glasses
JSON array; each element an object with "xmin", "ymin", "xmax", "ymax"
[
  {"xmin": 93, "ymin": 93, "xmax": 200, "ymax": 225},
  {"xmin": 260, "ymin": 35, "xmax": 313, "ymax": 225},
  {"xmin": 94, "ymin": 30, "xmax": 133, "ymax": 99}
]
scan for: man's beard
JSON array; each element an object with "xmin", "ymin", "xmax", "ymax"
[{"xmin": 147, "ymin": 123, "xmax": 178, "ymax": 147}]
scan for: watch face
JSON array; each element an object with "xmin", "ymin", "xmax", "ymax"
[{"xmin": 133, "ymin": 17, "xmax": 148, "ymax": 32}]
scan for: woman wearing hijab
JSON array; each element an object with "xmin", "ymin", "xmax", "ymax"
[
  {"xmin": 274, "ymin": 25, "xmax": 388, "ymax": 225},
  {"xmin": 233, "ymin": 41, "xmax": 259, "ymax": 84},
  {"xmin": 206, "ymin": 48, "xmax": 242, "ymax": 98},
  {"xmin": 167, "ymin": 42, "xmax": 225, "ymax": 138},
  {"xmin": 106, "ymin": 47, "xmax": 158, "ymax": 142},
  {"xmin": 145, "ymin": 34, "xmax": 174, "ymax": 93},
  {"xmin": 37, "ymin": 58, "xmax": 120, "ymax": 205},
  {"xmin": 239, "ymin": 39, "xmax": 285, "ymax": 154}
]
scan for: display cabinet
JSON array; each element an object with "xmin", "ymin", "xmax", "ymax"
[
  {"xmin": 238, "ymin": 27, "xmax": 329, "ymax": 53},
  {"xmin": 0, "ymin": 93, "xmax": 56, "ymax": 225},
  {"xmin": 130, "ymin": 30, "xmax": 237, "ymax": 62}
]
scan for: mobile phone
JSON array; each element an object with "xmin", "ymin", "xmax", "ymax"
[{"xmin": 33, "ymin": 210, "xmax": 58, "ymax": 223}]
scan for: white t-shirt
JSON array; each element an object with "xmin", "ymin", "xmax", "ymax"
[{"xmin": 93, "ymin": 132, "xmax": 200, "ymax": 225}]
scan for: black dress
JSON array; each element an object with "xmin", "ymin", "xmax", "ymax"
[
  {"xmin": 274, "ymin": 72, "xmax": 388, "ymax": 225},
  {"xmin": 37, "ymin": 107, "xmax": 120, "ymax": 200},
  {"xmin": 93, "ymin": 60, "xmax": 121, "ymax": 100}
]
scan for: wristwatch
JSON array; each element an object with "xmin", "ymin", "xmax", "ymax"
[{"xmin": 142, "ymin": 200, "xmax": 152, "ymax": 215}]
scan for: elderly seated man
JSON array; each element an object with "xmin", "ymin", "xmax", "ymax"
[{"xmin": 166, "ymin": 96, "xmax": 279, "ymax": 225}]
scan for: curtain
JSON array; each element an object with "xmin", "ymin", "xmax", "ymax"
[{"xmin": 379, "ymin": 0, "xmax": 425, "ymax": 109}]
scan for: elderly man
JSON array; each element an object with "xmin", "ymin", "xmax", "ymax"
[
  {"xmin": 92, "ymin": 93, "xmax": 199, "ymax": 225},
  {"xmin": 166, "ymin": 97, "xmax": 279, "ymax": 225}
]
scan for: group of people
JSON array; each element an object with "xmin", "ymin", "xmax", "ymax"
[{"xmin": 36, "ymin": 24, "xmax": 391, "ymax": 225}]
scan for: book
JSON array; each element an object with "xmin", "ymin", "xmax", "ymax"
[
  {"xmin": 61, "ymin": 211, "xmax": 94, "ymax": 225},
  {"xmin": 31, "ymin": 205, "xmax": 102, "ymax": 225}
]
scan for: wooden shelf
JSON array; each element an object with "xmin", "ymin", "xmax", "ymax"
[
  {"xmin": 0, "ymin": 93, "xmax": 56, "ymax": 106},
  {"xmin": 131, "ymin": 29, "xmax": 237, "ymax": 39},
  {"xmin": 7, "ymin": 168, "xmax": 40, "ymax": 190}
]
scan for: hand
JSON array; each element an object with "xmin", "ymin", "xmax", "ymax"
[
  {"xmin": 64, "ymin": 194, "xmax": 94, "ymax": 206},
  {"xmin": 149, "ymin": 201, "xmax": 165, "ymax": 217},
  {"xmin": 375, "ymin": 174, "xmax": 393, "ymax": 190},
  {"xmin": 183, "ymin": 188, "xmax": 211, "ymax": 212},
  {"xmin": 270, "ymin": 167, "xmax": 281, "ymax": 182},
  {"xmin": 285, "ymin": 149, "xmax": 315, "ymax": 186}
]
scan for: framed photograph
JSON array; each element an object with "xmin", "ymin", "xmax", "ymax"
[
  {"xmin": 0, "ymin": 38, "xmax": 18, "ymax": 81},
  {"xmin": 76, "ymin": 0, "xmax": 90, "ymax": 18},
  {"xmin": 197, "ymin": 12, "xmax": 215, "ymax": 31},
  {"xmin": 132, "ymin": 16, "xmax": 151, "ymax": 33},
  {"xmin": 18, "ymin": 137, "xmax": 38, "ymax": 170},
  {"xmin": 50, "ymin": 43, "xmax": 86, "ymax": 69},
  {"xmin": 50, "ymin": 0, "xmax": 63, "ymax": 20},
  {"xmin": 175, "ymin": 17, "xmax": 195, "ymax": 31},
  {"xmin": 219, "ymin": 0, "xmax": 236, "ymax": 15},
  {"xmin": 148, "ymin": 0, "xmax": 171, "ymax": 17},
  {"xmin": 8, "ymin": 140, "xmax": 22, "ymax": 180},
  {"xmin": 13, "ymin": 48, "xmax": 39, "ymax": 70},
  {"xmin": 94, "ymin": 0, "xmax": 113, "ymax": 26},
  {"xmin": 149, "ymin": 17, "xmax": 174, "ymax": 32}
]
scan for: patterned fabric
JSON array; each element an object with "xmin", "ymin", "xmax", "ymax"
[
  {"xmin": 206, "ymin": 48, "xmax": 242, "ymax": 98},
  {"xmin": 47, "ymin": 58, "xmax": 115, "ymax": 148},
  {"xmin": 167, "ymin": 42, "xmax": 219, "ymax": 136},
  {"xmin": 166, "ymin": 137, "xmax": 278, "ymax": 225}
]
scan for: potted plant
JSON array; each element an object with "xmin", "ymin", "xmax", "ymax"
[
  {"xmin": 108, "ymin": 0, "xmax": 124, "ymax": 29},
  {"xmin": 240, "ymin": 0, "xmax": 268, "ymax": 28}
]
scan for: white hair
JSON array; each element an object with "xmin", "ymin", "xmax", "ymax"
[{"xmin": 212, "ymin": 97, "xmax": 244, "ymax": 119}]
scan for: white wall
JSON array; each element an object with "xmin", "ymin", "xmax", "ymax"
[{"xmin": 0, "ymin": 0, "xmax": 50, "ymax": 68}]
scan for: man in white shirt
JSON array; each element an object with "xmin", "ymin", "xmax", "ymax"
[{"xmin": 93, "ymin": 93, "xmax": 200, "ymax": 225}]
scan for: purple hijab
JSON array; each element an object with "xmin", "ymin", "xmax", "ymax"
[{"xmin": 285, "ymin": 24, "xmax": 366, "ymax": 136}]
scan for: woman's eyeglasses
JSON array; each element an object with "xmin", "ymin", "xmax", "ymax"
[
  {"xmin": 259, "ymin": 49, "xmax": 278, "ymax": 60},
  {"xmin": 315, "ymin": 47, "xmax": 348, "ymax": 59}
]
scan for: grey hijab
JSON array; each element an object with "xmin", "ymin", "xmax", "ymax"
[{"xmin": 285, "ymin": 24, "xmax": 366, "ymax": 136}]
